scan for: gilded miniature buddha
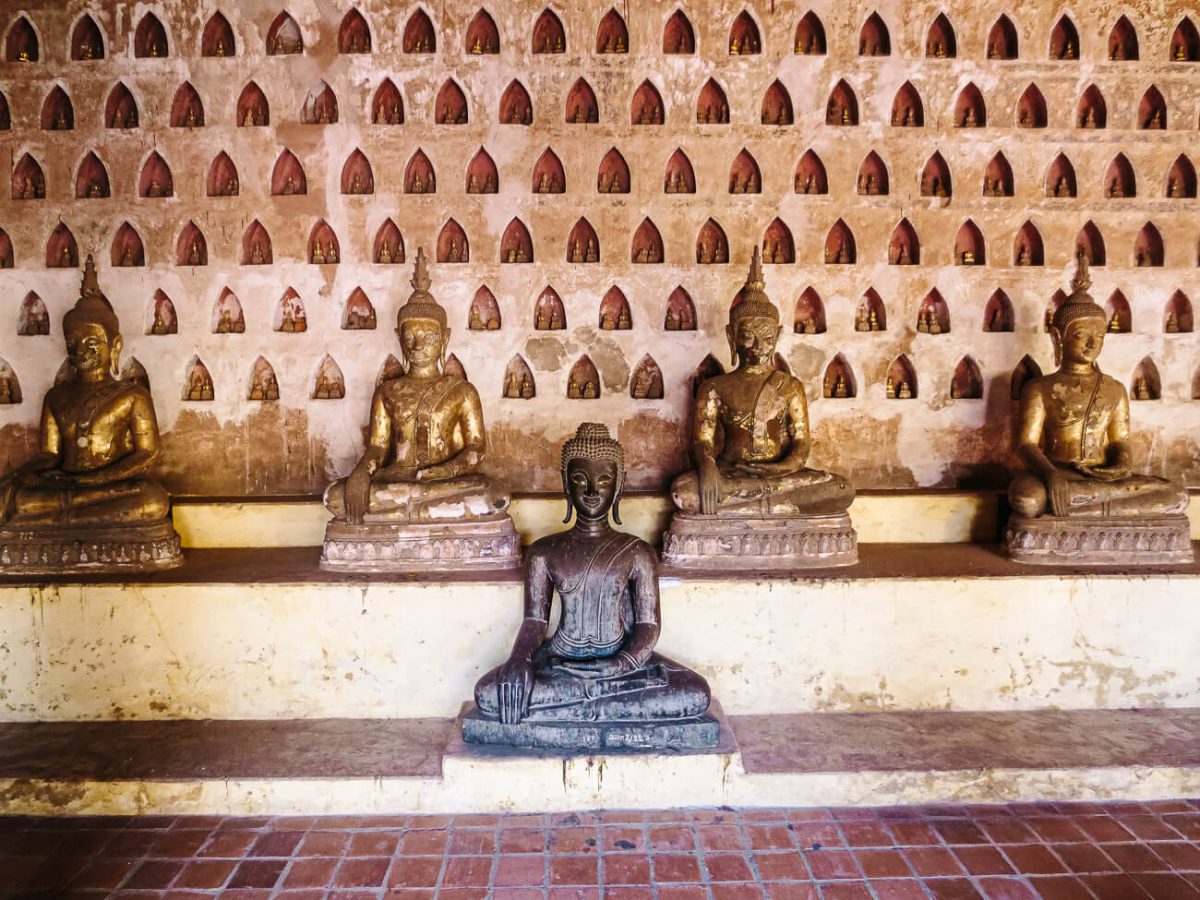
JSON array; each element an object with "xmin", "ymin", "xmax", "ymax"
[{"xmin": 465, "ymin": 423, "xmax": 717, "ymax": 750}]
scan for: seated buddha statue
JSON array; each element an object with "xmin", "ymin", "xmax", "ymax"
[
  {"xmin": 321, "ymin": 248, "xmax": 519, "ymax": 572},
  {"xmin": 0, "ymin": 256, "xmax": 181, "ymax": 572},
  {"xmin": 465, "ymin": 423, "xmax": 717, "ymax": 750}
]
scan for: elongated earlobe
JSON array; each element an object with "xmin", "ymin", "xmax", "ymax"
[
  {"xmin": 612, "ymin": 498, "xmax": 622, "ymax": 526},
  {"xmin": 562, "ymin": 498, "xmax": 574, "ymax": 524}
]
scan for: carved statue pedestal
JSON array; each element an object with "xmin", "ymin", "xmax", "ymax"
[
  {"xmin": 320, "ymin": 517, "xmax": 520, "ymax": 573},
  {"xmin": 462, "ymin": 705, "xmax": 720, "ymax": 751},
  {"xmin": 0, "ymin": 520, "xmax": 182, "ymax": 575},
  {"xmin": 1005, "ymin": 514, "xmax": 1194, "ymax": 566},
  {"xmin": 662, "ymin": 513, "xmax": 858, "ymax": 570}
]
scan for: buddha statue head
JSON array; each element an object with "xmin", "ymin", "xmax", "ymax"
[
  {"xmin": 395, "ymin": 247, "xmax": 449, "ymax": 372},
  {"xmin": 560, "ymin": 422, "xmax": 625, "ymax": 525},
  {"xmin": 62, "ymin": 255, "xmax": 122, "ymax": 380},
  {"xmin": 1050, "ymin": 251, "xmax": 1107, "ymax": 370},
  {"xmin": 727, "ymin": 247, "xmax": 782, "ymax": 368}
]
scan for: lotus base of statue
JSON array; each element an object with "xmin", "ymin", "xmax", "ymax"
[
  {"xmin": 462, "ymin": 705, "xmax": 720, "ymax": 752},
  {"xmin": 1005, "ymin": 513, "xmax": 1193, "ymax": 566},
  {"xmin": 662, "ymin": 512, "xmax": 858, "ymax": 570},
  {"xmin": 0, "ymin": 519, "xmax": 183, "ymax": 575},
  {"xmin": 320, "ymin": 515, "xmax": 520, "ymax": 574}
]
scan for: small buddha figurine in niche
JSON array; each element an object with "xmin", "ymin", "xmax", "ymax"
[
  {"xmin": 464, "ymin": 423, "xmax": 718, "ymax": 751},
  {"xmin": 0, "ymin": 256, "xmax": 182, "ymax": 573},
  {"xmin": 1005, "ymin": 251, "xmax": 1192, "ymax": 565},
  {"xmin": 320, "ymin": 248, "xmax": 519, "ymax": 572},
  {"xmin": 663, "ymin": 248, "xmax": 857, "ymax": 569}
]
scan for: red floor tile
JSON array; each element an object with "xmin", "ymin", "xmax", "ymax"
[
  {"xmin": 281, "ymin": 857, "xmax": 338, "ymax": 888},
  {"xmin": 494, "ymin": 853, "xmax": 546, "ymax": 887},
  {"xmin": 653, "ymin": 852, "xmax": 702, "ymax": 883},
  {"xmin": 602, "ymin": 854, "xmax": 650, "ymax": 884}
]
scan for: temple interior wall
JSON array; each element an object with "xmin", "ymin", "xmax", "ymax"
[{"xmin": 1, "ymin": 0, "xmax": 1198, "ymax": 496}]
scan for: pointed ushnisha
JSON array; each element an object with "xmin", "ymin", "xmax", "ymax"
[
  {"xmin": 397, "ymin": 246, "xmax": 447, "ymax": 327},
  {"xmin": 730, "ymin": 245, "xmax": 779, "ymax": 324}
]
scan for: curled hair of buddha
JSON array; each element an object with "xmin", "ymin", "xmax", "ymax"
[
  {"xmin": 1052, "ymin": 249, "xmax": 1106, "ymax": 333},
  {"xmin": 560, "ymin": 422, "xmax": 626, "ymax": 524},
  {"xmin": 63, "ymin": 254, "xmax": 120, "ymax": 340},
  {"xmin": 396, "ymin": 246, "xmax": 447, "ymax": 329},
  {"xmin": 729, "ymin": 246, "xmax": 779, "ymax": 326}
]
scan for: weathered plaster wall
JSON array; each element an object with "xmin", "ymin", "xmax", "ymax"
[{"xmin": 0, "ymin": 1, "xmax": 1197, "ymax": 495}]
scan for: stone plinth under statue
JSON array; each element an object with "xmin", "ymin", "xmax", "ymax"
[
  {"xmin": 464, "ymin": 423, "xmax": 718, "ymax": 751},
  {"xmin": 662, "ymin": 248, "xmax": 856, "ymax": 570},
  {"xmin": 321, "ymin": 249, "xmax": 519, "ymax": 573}
]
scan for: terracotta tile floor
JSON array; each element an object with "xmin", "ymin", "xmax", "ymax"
[{"xmin": 5, "ymin": 801, "xmax": 1200, "ymax": 898}]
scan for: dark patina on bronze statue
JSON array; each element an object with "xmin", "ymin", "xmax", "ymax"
[{"xmin": 464, "ymin": 423, "xmax": 718, "ymax": 751}]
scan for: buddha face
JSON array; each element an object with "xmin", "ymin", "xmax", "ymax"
[
  {"xmin": 66, "ymin": 321, "xmax": 120, "ymax": 379},
  {"xmin": 1059, "ymin": 317, "xmax": 1106, "ymax": 367},
  {"xmin": 398, "ymin": 319, "xmax": 447, "ymax": 368},
  {"xmin": 566, "ymin": 456, "xmax": 619, "ymax": 522},
  {"xmin": 727, "ymin": 316, "xmax": 782, "ymax": 368}
]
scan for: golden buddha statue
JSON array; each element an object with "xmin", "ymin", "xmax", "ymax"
[
  {"xmin": 663, "ymin": 248, "xmax": 857, "ymax": 569},
  {"xmin": 0, "ymin": 256, "xmax": 181, "ymax": 573},
  {"xmin": 1006, "ymin": 251, "xmax": 1191, "ymax": 565},
  {"xmin": 321, "ymin": 248, "xmax": 519, "ymax": 572}
]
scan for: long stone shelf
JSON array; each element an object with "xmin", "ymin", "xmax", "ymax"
[{"xmin": 1, "ymin": 708, "xmax": 1198, "ymax": 815}]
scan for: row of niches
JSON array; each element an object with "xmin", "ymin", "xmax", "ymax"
[
  {"xmin": 9, "ymin": 75, "xmax": 1200, "ymax": 131},
  {"xmin": 11, "ymin": 143, "xmax": 1199, "ymax": 204},
  {"xmin": 2, "ymin": 215, "xmax": 1197, "ymax": 271},
  {"xmin": 6, "ymin": 9, "xmax": 1200, "ymax": 63}
]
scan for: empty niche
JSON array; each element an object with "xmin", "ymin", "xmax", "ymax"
[
  {"xmin": 106, "ymin": 82, "xmax": 138, "ymax": 128},
  {"xmin": 0, "ymin": 91, "xmax": 10, "ymax": 128},
  {"xmin": 1172, "ymin": 18, "xmax": 1199, "ymax": 61},
  {"xmin": 917, "ymin": 289, "xmax": 949, "ymax": 333},
  {"xmin": 691, "ymin": 354, "xmax": 724, "ymax": 396},
  {"xmin": 403, "ymin": 8, "xmax": 436, "ymax": 52},
  {"xmin": 372, "ymin": 79, "xmax": 404, "ymax": 124},
  {"xmin": 374, "ymin": 219, "xmax": 404, "ymax": 264},
  {"xmin": 468, "ymin": 286, "xmax": 500, "ymax": 330},
  {"xmin": 632, "ymin": 81, "xmax": 664, "ymax": 125},
  {"xmin": 729, "ymin": 149, "xmax": 761, "ymax": 193},
  {"xmin": 500, "ymin": 218, "xmax": 533, "ymax": 263},
  {"xmin": 1167, "ymin": 155, "xmax": 1197, "ymax": 198},
  {"xmin": 630, "ymin": 356, "xmax": 663, "ymax": 400},
  {"xmin": 503, "ymin": 356, "xmax": 535, "ymax": 399},
  {"xmin": 823, "ymin": 355, "xmax": 855, "ymax": 398},
  {"xmin": 183, "ymin": 358, "xmax": 214, "ymax": 401},
  {"xmin": 1045, "ymin": 289, "xmax": 1068, "ymax": 331},
  {"xmin": 312, "ymin": 356, "xmax": 345, "ymax": 400},
  {"xmin": 889, "ymin": 220, "xmax": 919, "ymax": 265},
  {"xmin": 308, "ymin": 220, "xmax": 340, "ymax": 264},
  {"xmin": 202, "ymin": 11, "xmax": 235, "ymax": 56},
  {"xmin": 339, "ymin": 8, "xmax": 371, "ymax": 53},
  {"xmin": 1077, "ymin": 85, "xmax": 1106, "ymax": 128},
  {"xmin": 71, "ymin": 14, "xmax": 104, "ymax": 60},
  {"xmin": 533, "ymin": 8, "xmax": 565, "ymax": 53},
  {"xmin": 213, "ymin": 288, "xmax": 245, "ymax": 333},
  {"xmin": 761, "ymin": 81, "xmax": 793, "ymax": 125},
  {"xmin": 343, "ymin": 288, "xmax": 377, "ymax": 330},
  {"xmin": 444, "ymin": 355, "xmax": 467, "ymax": 381},
  {"xmin": 1108, "ymin": 15, "xmax": 1138, "ymax": 60},
  {"xmin": 664, "ymin": 10, "xmax": 695, "ymax": 53},
  {"xmin": 567, "ymin": 356, "xmax": 601, "ymax": 399},
  {"xmin": 1105, "ymin": 154, "xmax": 1136, "ymax": 198},
  {"xmin": 983, "ymin": 289, "xmax": 1014, "ymax": 332},
  {"xmin": 983, "ymin": 153, "xmax": 1014, "ymax": 196},
  {"xmin": 46, "ymin": 223, "xmax": 78, "ymax": 268},
  {"xmin": 135, "ymin": 12, "xmax": 168, "ymax": 58},
  {"xmin": 1016, "ymin": 85, "xmax": 1046, "ymax": 127},
  {"xmin": 697, "ymin": 79, "xmax": 729, "ymax": 124},
  {"xmin": 111, "ymin": 223, "xmax": 144, "ymax": 267},
  {"xmin": 826, "ymin": 80, "xmax": 858, "ymax": 125},
  {"xmin": 208, "ymin": 152, "xmax": 240, "ymax": 197},
  {"xmin": 241, "ymin": 220, "xmax": 272, "ymax": 265},
  {"xmin": 1046, "ymin": 154, "xmax": 1077, "ymax": 198},
  {"xmin": 6, "ymin": 15, "xmax": 38, "ymax": 61},
  {"xmin": 1164, "ymin": 290, "xmax": 1193, "ymax": 333},
  {"xmin": 795, "ymin": 12, "xmax": 826, "ymax": 54},
  {"xmin": 566, "ymin": 78, "xmax": 598, "ymax": 124},
  {"xmin": 696, "ymin": 219, "xmax": 728, "ymax": 264},
  {"xmin": 238, "ymin": 82, "xmax": 269, "ymax": 126},
  {"xmin": 1011, "ymin": 356, "xmax": 1042, "ymax": 400},
  {"xmin": 763, "ymin": 219, "xmax": 794, "ymax": 264},
  {"xmin": 891, "ymin": 82, "xmax": 924, "ymax": 126},
  {"xmin": 500, "ymin": 80, "xmax": 531, "ymax": 125},
  {"xmin": 987, "ymin": 14, "xmax": 1018, "ymax": 59},
  {"xmin": 267, "ymin": 11, "xmax": 302, "ymax": 54},
  {"xmin": 825, "ymin": 220, "xmax": 856, "ymax": 264},
  {"xmin": 729, "ymin": 10, "xmax": 760, "ymax": 54},
  {"xmin": 856, "ymin": 151, "xmax": 888, "ymax": 195},
  {"xmin": 466, "ymin": 9, "xmax": 500, "ymax": 53},
  {"xmin": 139, "ymin": 152, "xmax": 173, "ymax": 198},
  {"xmin": 436, "ymin": 80, "xmax": 468, "ymax": 124},
  {"xmin": 567, "ymin": 218, "xmax": 600, "ymax": 263},
  {"xmin": 170, "ymin": 82, "xmax": 204, "ymax": 127},
  {"xmin": 148, "ymin": 290, "xmax": 176, "ymax": 335},
  {"xmin": 532, "ymin": 148, "xmax": 564, "ymax": 193},
  {"xmin": 275, "ymin": 288, "xmax": 306, "ymax": 332},
  {"xmin": 18, "ymin": 292, "xmax": 48, "ymax": 335},
  {"xmin": 378, "ymin": 355, "xmax": 405, "ymax": 385},
  {"xmin": 855, "ymin": 288, "xmax": 885, "ymax": 330},
  {"xmin": 664, "ymin": 149, "xmax": 695, "ymax": 193},
  {"xmin": 13, "ymin": 154, "xmax": 46, "ymax": 200},
  {"xmin": 794, "ymin": 288, "xmax": 826, "ymax": 334},
  {"xmin": 859, "ymin": 13, "xmax": 890, "ymax": 55},
  {"xmin": 1134, "ymin": 223, "xmax": 1164, "ymax": 267},
  {"xmin": 0, "ymin": 359, "xmax": 20, "ymax": 403},
  {"xmin": 1050, "ymin": 15, "xmax": 1079, "ymax": 59},
  {"xmin": 599, "ymin": 286, "xmax": 631, "ymax": 329},
  {"xmin": 926, "ymin": 13, "xmax": 956, "ymax": 57},
  {"xmin": 794, "ymin": 150, "xmax": 827, "ymax": 194},
  {"xmin": 955, "ymin": 220, "xmax": 985, "ymax": 265},
  {"xmin": 405, "ymin": 149, "xmax": 435, "ymax": 193},
  {"xmin": 1130, "ymin": 358, "xmax": 1161, "ymax": 400},
  {"xmin": 341, "ymin": 149, "xmax": 374, "ymax": 194},
  {"xmin": 598, "ymin": 148, "xmax": 630, "ymax": 193},
  {"xmin": 596, "ymin": 9, "xmax": 628, "ymax": 53},
  {"xmin": 886, "ymin": 356, "xmax": 917, "ymax": 399},
  {"xmin": 921, "ymin": 152, "xmax": 951, "ymax": 197},
  {"xmin": 1076, "ymin": 221, "xmax": 1105, "ymax": 266},
  {"xmin": 302, "ymin": 82, "xmax": 337, "ymax": 125},
  {"xmin": 41, "ymin": 85, "xmax": 73, "ymax": 130},
  {"xmin": 665, "ymin": 287, "xmax": 696, "ymax": 330},
  {"xmin": 632, "ymin": 219, "xmax": 663, "ymax": 263},
  {"xmin": 1139, "ymin": 86, "xmax": 1166, "ymax": 129},
  {"xmin": 1013, "ymin": 222, "xmax": 1044, "ymax": 266},
  {"xmin": 955, "ymin": 84, "xmax": 986, "ymax": 127},
  {"xmin": 534, "ymin": 287, "xmax": 566, "ymax": 329},
  {"xmin": 1105, "ymin": 290, "xmax": 1131, "ymax": 332},
  {"xmin": 248, "ymin": 358, "xmax": 279, "ymax": 401},
  {"xmin": 438, "ymin": 219, "xmax": 469, "ymax": 262},
  {"xmin": 950, "ymin": 357, "xmax": 982, "ymax": 399},
  {"xmin": 466, "ymin": 148, "xmax": 498, "ymax": 193},
  {"xmin": 0, "ymin": 228, "xmax": 12, "ymax": 267},
  {"xmin": 75, "ymin": 152, "xmax": 110, "ymax": 199}
]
